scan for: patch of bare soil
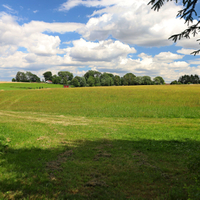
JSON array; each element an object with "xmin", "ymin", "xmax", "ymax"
[
  {"xmin": 46, "ymin": 150, "xmax": 73, "ymax": 180},
  {"xmin": 94, "ymin": 150, "xmax": 112, "ymax": 161},
  {"xmin": 84, "ymin": 179, "xmax": 107, "ymax": 187}
]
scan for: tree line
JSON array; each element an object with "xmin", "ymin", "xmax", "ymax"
[
  {"xmin": 12, "ymin": 70, "xmax": 165, "ymax": 86},
  {"xmin": 170, "ymin": 74, "xmax": 200, "ymax": 85}
]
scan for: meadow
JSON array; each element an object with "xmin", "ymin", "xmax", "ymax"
[{"xmin": 0, "ymin": 83, "xmax": 200, "ymax": 199}]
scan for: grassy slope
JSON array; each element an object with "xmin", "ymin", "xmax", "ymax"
[{"xmin": 0, "ymin": 85, "xmax": 200, "ymax": 199}]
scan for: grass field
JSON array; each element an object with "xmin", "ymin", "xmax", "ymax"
[
  {"xmin": 0, "ymin": 82, "xmax": 63, "ymax": 91},
  {"xmin": 0, "ymin": 84, "xmax": 200, "ymax": 199}
]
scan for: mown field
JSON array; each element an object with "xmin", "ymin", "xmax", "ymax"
[
  {"xmin": 0, "ymin": 84, "xmax": 200, "ymax": 200},
  {"xmin": 0, "ymin": 82, "xmax": 63, "ymax": 91}
]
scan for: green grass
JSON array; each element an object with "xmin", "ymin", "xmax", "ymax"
[
  {"xmin": 0, "ymin": 82, "xmax": 63, "ymax": 91},
  {"xmin": 0, "ymin": 84, "xmax": 200, "ymax": 199}
]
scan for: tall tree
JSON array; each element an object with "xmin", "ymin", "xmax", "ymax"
[
  {"xmin": 84, "ymin": 70, "xmax": 101, "ymax": 81},
  {"xmin": 43, "ymin": 71, "xmax": 52, "ymax": 81},
  {"xmin": 58, "ymin": 71, "xmax": 73, "ymax": 82},
  {"xmin": 148, "ymin": 0, "xmax": 200, "ymax": 55},
  {"xmin": 123, "ymin": 73, "xmax": 136, "ymax": 85}
]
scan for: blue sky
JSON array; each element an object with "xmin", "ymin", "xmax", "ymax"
[{"xmin": 0, "ymin": 0, "xmax": 200, "ymax": 82}]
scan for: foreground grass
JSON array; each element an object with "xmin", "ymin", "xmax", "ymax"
[{"xmin": 0, "ymin": 85, "xmax": 200, "ymax": 199}]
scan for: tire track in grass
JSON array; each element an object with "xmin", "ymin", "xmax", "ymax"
[{"xmin": 0, "ymin": 110, "xmax": 91, "ymax": 126}]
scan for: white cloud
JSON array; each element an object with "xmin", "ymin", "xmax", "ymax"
[
  {"xmin": 75, "ymin": 0, "xmax": 189, "ymax": 47},
  {"xmin": 69, "ymin": 38, "xmax": 136, "ymax": 61},
  {"xmin": 0, "ymin": 12, "xmax": 84, "ymax": 56},
  {"xmin": 177, "ymin": 48, "xmax": 197, "ymax": 55},
  {"xmin": 33, "ymin": 10, "xmax": 38, "ymax": 13},
  {"xmin": 2, "ymin": 4, "xmax": 14, "ymax": 11},
  {"xmin": 59, "ymin": 0, "xmax": 122, "ymax": 11}
]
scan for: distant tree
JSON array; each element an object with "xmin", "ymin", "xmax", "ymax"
[
  {"xmin": 25, "ymin": 72, "xmax": 40, "ymax": 82},
  {"xmin": 114, "ymin": 75, "xmax": 121, "ymax": 86},
  {"xmin": 84, "ymin": 70, "xmax": 101, "ymax": 81},
  {"xmin": 43, "ymin": 71, "xmax": 52, "ymax": 81},
  {"xmin": 87, "ymin": 76, "xmax": 95, "ymax": 86},
  {"xmin": 142, "ymin": 76, "xmax": 152, "ymax": 85},
  {"xmin": 170, "ymin": 80, "xmax": 178, "ymax": 85},
  {"xmin": 100, "ymin": 73, "xmax": 114, "ymax": 86},
  {"xmin": 94, "ymin": 77, "xmax": 101, "ymax": 86},
  {"xmin": 153, "ymin": 76, "xmax": 165, "ymax": 85},
  {"xmin": 135, "ymin": 76, "xmax": 143, "ymax": 85},
  {"xmin": 71, "ymin": 78, "xmax": 80, "ymax": 87},
  {"xmin": 123, "ymin": 73, "xmax": 136, "ymax": 85},
  {"xmin": 16, "ymin": 72, "xmax": 27, "ymax": 82},
  {"xmin": 178, "ymin": 74, "xmax": 200, "ymax": 84},
  {"xmin": 58, "ymin": 71, "xmax": 73, "ymax": 83},
  {"xmin": 52, "ymin": 75, "xmax": 61, "ymax": 84},
  {"xmin": 74, "ymin": 76, "xmax": 86, "ymax": 87},
  {"xmin": 79, "ymin": 77, "xmax": 86, "ymax": 87},
  {"xmin": 12, "ymin": 78, "xmax": 16, "ymax": 82}
]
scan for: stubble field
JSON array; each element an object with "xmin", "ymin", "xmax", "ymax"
[{"xmin": 0, "ymin": 83, "xmax": 200, "ymax": 199}]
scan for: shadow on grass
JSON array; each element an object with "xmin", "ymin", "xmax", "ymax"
[{"xmin": 0, "ymin": 138, "xmax": 200, "ymax": 200}]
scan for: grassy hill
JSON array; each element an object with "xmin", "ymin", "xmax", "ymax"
[{"xmin": 0, "ymin": 84, "xmax": 200, "ymax": 199}]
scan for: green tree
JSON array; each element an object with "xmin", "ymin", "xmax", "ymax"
[
  {"xmin": 87, "ymin": 76, "xmax": 95, "ymax": 86},
  {"xmin": 43, "ymin": 71, "xmax": 52, "ymax": 81},
  {"xmin": 25, "ymin": 72, "xmax": 40, "ymax": 82},
  {"xmin": 74, "ymin": 76, "xmax": 86, "ymax": 87},
  {"xmin": 170, "ymin": 80, "xmax": 178, "ymax": 85},
  {"xmin": 15, "ymin": 72, "xmax": 28, "ymax": 82},
  {"xmin": 100, "ymin": 73, "xmax": 114, "ymax": 86},
  {"xmin": 79, "ymin": 77, "xmax": 86, "ymax": 87},
  {"xmin": 114, "ymin": 75, "xmax": 121, "ymax": 86},
  {"xmin": 135, "ymin": 76, "xmax": 143, "ymax": 85},
  {"xmin": 84, "ymin": 70, "xmax": 101, "ymax": 81},
  {"xmin": 123, "ymin": 73, "xmax": 136, "ymax": 85},
  {"xmin": 148, "ymin": 0, "xmax": 200, "ymax": 55},
  {"xmin": 71, "ymin": 78, "xmax": 80, "ymax": 87},
  {"xmin": 153, "ymin": 76, "xmax": 165, "ymax": 85},
  {"xmin": 58, "ymin": 71, "xmax": 73, "ymax": 83},
  {"xmin": 52, "ymin": 75, "xmax": 61, "ymax": 84},
  {"xmin": 142, "ymin": 76, "xmax": 152, "ymax": 85}
]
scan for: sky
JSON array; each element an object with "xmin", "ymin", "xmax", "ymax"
[{"xmin": 0, "ymin": 0, "xmax": 200, "ymax": 83}]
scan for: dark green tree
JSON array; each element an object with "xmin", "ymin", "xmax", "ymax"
[
  {"xmin": 100, "ymin": 73, "xmax": 114, "ymax": 86},
  {"xmin": 114, "ymin": 75, "xmax": 121, "ymax": 86},
  {"xmin": 74, "ymin": 76, "xmax": 86, "ymax": 87},
  {"xmin": 87, "ymin": 76, "xmax": 95, "ymax": 86},
  {"xmin": 71, "ymin": 78, "xmax": 80, "ymax": 87},
  {"xmin": 123, "ymin": 73, "xmax": 136, "ymax": 85},
  {"xmin": 58, "ymin": 71, "xmax": 73, "ymax": 83},
  {"xmin": 153, "ymin": 76, "xmax": 165, "ymax": 85},
  {"xmin": 16, "ymin": 72, "xmax": 28, "ymax": 82},
  {"xmin": 43, "ymin": 71, "xmax": 52, "ymax": 81},
  {"xmin": 84, "ymin": 70, "xmax": 101, "ymax": 81},
  {"xmin": 142, "ymin": 76, "xmax": 153, "ymax": 85},
  {"xmin": 52, "ymin": 75, "xmax": 61, "ymax": 84},
  {"xmin": 135, "ymin": 76, "xmax": 143, "ymax": 85},
  {"xmin": 148, "ymin": 0, "xmax": 200, "ymax": 55}
]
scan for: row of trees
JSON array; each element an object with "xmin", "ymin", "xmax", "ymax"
[
  {"xmin": 12, "ymin": 71, "xmax": 41, "ymax": 82},
  {"xmin": 13, "ymin": 70, "xmax": 165, "ymax": 86},
  {"xmin": 170, "ymin": 74, "xmax": 200, "ymax": 85},
  {"xmin": 44, "ymin": 70, "xmax": 165, "ymax": 86}
]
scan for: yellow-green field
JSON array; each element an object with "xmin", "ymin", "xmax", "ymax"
[{"xmin": 0, "ymin": 84, "xmax": 200, "ymax": 199}]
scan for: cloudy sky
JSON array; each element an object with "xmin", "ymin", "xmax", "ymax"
[{"xmin": 0, "ymin": 0, "xmax": 200, "ymax": 82}]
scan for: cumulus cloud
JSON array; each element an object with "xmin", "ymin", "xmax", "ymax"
[
  {"xmin": 73, "ymin": 0, "xmax": 189, "ymax": 47},
  {"xmin": 0, "ymin": 12, "xmax": 84, "ymax": 56},
  {"xmin": 177, "ymin": 48, "xmax": 197, "ymax": 55},
  {"xmin": 69, "ymin": 38, "xmax": 136, "ymax": 61}
]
